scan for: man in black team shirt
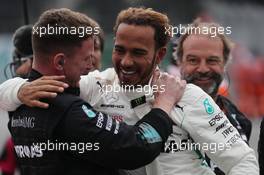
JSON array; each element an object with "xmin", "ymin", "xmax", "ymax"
[{"xmin": 7, "ymin": 8, "xmax": 186, "ymax": 175}]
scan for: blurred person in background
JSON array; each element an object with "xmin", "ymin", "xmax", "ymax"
[
  {"xmin": 166, "ymin": 36, "xmax": 181, "ymax": 77},
  {"xmin": 0, "ymin": 138, "xmax": 16, "ymax": 175},
  {"xmin": 175, "ymin": 20, "xmax": 253, "ymax": 175},
  {"xmin": 4, "ymin": 25, "xmax": 33, "ymax": 79},
  {"xmin": 0, "ymin": 24, "xmax": 33, "ymax": 175},
  {"xmin": 90, "ymin": 19, "xmax": 105, "ymax": 71}
]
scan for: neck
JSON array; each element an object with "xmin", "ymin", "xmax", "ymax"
[
  {"xmin": 32, "ymin": 59, "xmax": 62, "ymax": 76},
  {"xmin": 32, "ymin": 64, "xmax": 56, "ymax": 76},
  {"xmin": 32, "ymin": 58, "xmax": 78, "ymax": 87},
  {"xmin": 135, "ymin": 69, "xmax": 155, "ymax": 87}
]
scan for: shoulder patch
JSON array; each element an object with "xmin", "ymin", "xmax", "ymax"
[
  {"xmin": 203, "ymin": 98, "xmax": 214, "ymax": 114},
  {"xmin": 82, "ymin": 104, "xmax": 96, "ymax": 118}
]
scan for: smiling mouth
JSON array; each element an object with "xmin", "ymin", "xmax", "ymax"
[
  {"xmin": 194, "ymin": 78, "xmax": 213, "ymax": 84},
  {"xmin": 121, "ymin": 69, "xmax": 136, "ymax": 75},
  {"xmin": 197, "ymin": 77, "xmax": 211, "ymax": 81}
]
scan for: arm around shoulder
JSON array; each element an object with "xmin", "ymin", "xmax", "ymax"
[{"xmin": 0, "ymin": 77, "xmax": 26, "ymax": 111}]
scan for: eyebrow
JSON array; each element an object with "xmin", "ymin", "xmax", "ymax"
[
  {"xmin": 114, "ymin": 45, "xmax": 147, "ymax": 53},
  {"xmin": 207, "ymin": 56, "xmax": 221, "ymax": 59},
  {"xmin": 133, "ymin": 48, "xmax": 147, "ymax": 54},
  {"xmin": 186, "ymin": 54, "xmax": 198, "ymax": 58},
  {"xmin": 114, "ymin": 45, "xmax": 124, "ymax": 49}
]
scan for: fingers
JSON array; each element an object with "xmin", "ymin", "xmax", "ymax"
[
  {"xmin": 32, "ymin": 79, "xmax": 68, "ymax": 89},
  {"xmin": 180, "ymin": 79, "xmax": 187, "ymax": 88},
  {"xmin": 30, "ymin": 100, "xmax": 49, "ymax": 109},
  {"xmin": 32, "ymin": 84, "xmax": 65, "ymax": 93},
  {"xmin": 152, "ymin": 74, "xmax": 186, "ymax": 114},
  {"xmin": 155, "ymin": 73, "xmax": 186, "ymax": 99},
  {"xmin": 19, "ymin": 88, "xmax": 57, "ymax": 108},
  {"xmin": 17, "ymin": 76, "xmax": 69, "ymax": 109},
  {"xmin": 34, "ymin": 91, "xmax": 57, "ymax": 99},
  {"xmin": 152, "ymin": 69, "xmax": 160, "ymax": 83},
  {"xmin": 159, "ymin": 72, "xmax": 169, "ymax": 79},
  {"xmin": 41, "ymin": 75, "xmax": 66, "ymax": 80}
]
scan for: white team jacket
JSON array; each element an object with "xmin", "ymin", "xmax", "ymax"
[{"xmin": 0, "ymin": 68, "xmax": 259, "ymax": 175}]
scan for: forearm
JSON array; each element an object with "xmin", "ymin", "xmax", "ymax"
[
  {"xmin": 183, "ymin": 93, "xmax": 258, "ymax": 174},
  {"xmin": 0, "ymin": 77, "xmax": 26, "ymax": 111},
  {"xmin": 59, "ymin": 102, "xmax": 173, "ymax": 169},
  {"xmin": 228, "ymin": 151, "xmax": 259, "ymax": 175}
]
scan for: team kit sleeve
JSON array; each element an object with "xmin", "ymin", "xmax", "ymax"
[
  {"xmin": 0, "ymin": 77, "xmax": 26, "ymax": 111},
  {"xmin": 182, "ymin": 93, "xmax": 259, "ymax": 175},
  {"xmin": 0, "ymin": 73, "xmax": 95, "ymax": 112},
  {"xmin": 56, "ymin": 99, "xmax": 173, "ymax": 169},
  {"xmin": 0, "ymin": 69, "xmax": 107, "ymax": 112},
  {"xmin": 79, "ymin": 73, "xmax": 98, "ymax": 103}
]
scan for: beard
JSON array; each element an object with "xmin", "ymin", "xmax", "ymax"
[
  {"xmin": 116, "ymin": 54, "xmax": 157, "ymax": 86},
  {"xmin": 182, "ymin": 71, "xmax": 223, "ymax": 98}
]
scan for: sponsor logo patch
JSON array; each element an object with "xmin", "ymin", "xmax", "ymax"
[
  {"xmin": 105, "ymin": 116, "xmax": 113, "ymax": 131},
  {"xmin": 114, "ymin": 121, "xmax": 120, "ymax": 134},
  {"xmin": 208, "ymin": 112, "xmax": 224, "ymax": 126},
  {"xmin": 82, "ymin": 105, "xmax": 96, "ymax": 118},
  {"xmin": 222, "ymin": 126, "xmax": 234, "ymax": 138},
  {"xmin": 100, "ymin": 104, "xmax": 124, "ymax": 108},
  {"xmin": 215, "ymin": 120, "xmax": 229, "ymax": 133},
  {"xmin": 227, "ymin": 133, "xmax": 241, "ymax": 146},
  {"xmin": 111, "ymin": 115, "xmax": 124, "ymax": 122},
  {"xmin": 96, "ymin": 113, "xmax": 104, "ymax": 128},
  {"xmin": 138, "ymin": 122, "xmax": 162, "ymax": 143},
  {"xmin": 131, "ymin": 96, "xmax": 146, "ymax": 108},
  {"xmin": 14, "ymin": 144, "xmax": 43, "ymax": 158},
  {"xmin": 11, "ymin": 116, "xmax": 35, "ymax": 128},
  {"xmin": 203, "ymin": 98, "xmax": 214, "ymax": 114}
]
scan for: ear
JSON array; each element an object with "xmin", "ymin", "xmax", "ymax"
[
  {"xmin": 53, "ymin": 53, "xmax": 66, "ymax": 71},
  {"xmin": 156, "ymin": 47, "xmax": 167, "ymax": 64}
]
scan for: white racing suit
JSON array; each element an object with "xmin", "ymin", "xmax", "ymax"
[{"xmin": 0, "ymin": 68, "xmax": 259, "ymax": 175}]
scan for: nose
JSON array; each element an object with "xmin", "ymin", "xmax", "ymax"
[
  {"xmin": 121, "ymin": 53, "xmax": 134, "ymax": 68},
  {"xmin": 196, "ymin": 60, "xmax": 210, "ymax": 73},
  {"xmin": 91, "ymin": 54, "xmax": 96, "ymax": 66},
  {"xmin": 86, "ymin": 56, "xmax": 93, "ymax": 69}
]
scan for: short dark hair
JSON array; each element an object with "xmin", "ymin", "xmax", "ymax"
[
  {"xmin": 113, "ymin": 7, "xmax": 171, "ymax": 49},
  {"xmin": 32, "ymin": 8, "xmax": 95, "ymax": 60},
  {"xmin": 177, "ymin": 20, "xmax": 234, "ymax": 64},
  {"xmin": 13, "ymin": 25, "xmax": 33, "ymax": 58}
]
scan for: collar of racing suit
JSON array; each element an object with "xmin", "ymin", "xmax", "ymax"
[{"xmin": 115, "ymin": 74, "xmax": 155, "ymax": 119}]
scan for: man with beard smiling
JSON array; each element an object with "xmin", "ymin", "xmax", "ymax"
[
  {"xmin": 0, "ymin": 7, "xmax": 259, "ymax": 175},
  {"xmin": 175, "ymin": 21, "xmax": 253, "ymax": 175}
]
